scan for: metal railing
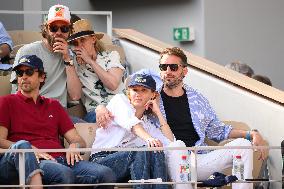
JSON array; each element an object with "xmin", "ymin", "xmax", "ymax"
[
  {"xmin": 0, "ymin": 10, "xmax": 112, "ymax": 37},
  {"xmin": 0, "ymin": 145, "xmax": 281, "ymax": 189}
]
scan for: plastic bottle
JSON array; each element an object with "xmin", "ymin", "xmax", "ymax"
[
  {"xmin": 232, "ymin": 155, "xmax": 244, "ymax": 180},
  {"xmin": 179, "ymin": 155, "xmax": 191, "ymax": 182}
]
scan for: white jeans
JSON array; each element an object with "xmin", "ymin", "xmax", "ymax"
[{"xmin": 166, "ymin": 138, "xmax": 253, "ymax": 189}]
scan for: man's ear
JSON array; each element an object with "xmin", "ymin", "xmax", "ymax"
[
  {"xmin": 39, "ymin": 73, "xmax": 45, "ymax": 83},
  {"xmin": 183, "ymin": 66, "xmax": 188, "ymax": 76}
]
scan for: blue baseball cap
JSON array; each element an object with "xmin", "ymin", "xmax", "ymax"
[
  {"xmin": 13, "ymin": 55, "xmax": 44, "ymax": 71},
  {"xmin": 128, "ymin": 74, "xmax": 156, "ymax": 91}
]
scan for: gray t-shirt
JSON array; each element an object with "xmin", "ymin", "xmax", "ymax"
[{"xmin": 11, "ymin": 41, "xmax": 67, "ymax": 107}]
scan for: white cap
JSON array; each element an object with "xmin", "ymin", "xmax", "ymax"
[{"xmin": 47, "ymin": 4, "xmax": 71, "ymax": 25}]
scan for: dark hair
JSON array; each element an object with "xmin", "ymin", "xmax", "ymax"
[
  {"xmin": 70, "ymin": 13, "xmax": 81, "ymax": 24},
  {"xmin": 225, "ymin": 61, "xmax": 254, "ymax": 77},
  {"xmin": 39, "ymin": 71, "xmax": 47, "ymax": 89},
  {"xmin": 252, "ymin": 74, "xmax": 272, "ymax": 86},
  {"xmin": 159, "ymin": 47, "xmax": 188, "ymax": 67}
]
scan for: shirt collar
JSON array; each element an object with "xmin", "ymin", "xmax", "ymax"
[{"xmin": 16, "ymin": 91, "xmax": 45, "ymax": 104}]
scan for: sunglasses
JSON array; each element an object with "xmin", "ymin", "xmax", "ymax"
[
  {"xmin": 15, "ymin": 69, "xmax": 38, "ymax": 77},
  {"xmin": 49, "ymin": 25, "xmax": 70, "ymax": 33},
  {"xmin": 69, "ymin": 40, "xmax": 79, "ymax": 47},
  {"xmin": 159, "ymin": 64, "xmax": 183, "ymax": 71}
]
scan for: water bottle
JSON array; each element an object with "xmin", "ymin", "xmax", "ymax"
[
  {"xmin": 179, "ymin": 155, "xmax": 191, "ymax": 182},
  {"xmin": 232, "ymin": 155, "xmax": 244, "ymax": 180}
]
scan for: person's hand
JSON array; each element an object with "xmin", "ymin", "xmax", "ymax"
[
  {"xmin": 251, "ymin": 131, "xmax": 268, "ymax": 160},
  {"xmin": 146, "ymin": 138, "xmax": 163, "ymax": 148},
  {"xmin": 96, "ymin": 105, "xmax": 114, "ymax": 128},
  {"xmin": 32, "ymin": 146, "xmax": 56, "ymax": 163},
  {"xmin": 144, "ymin": 94, "xmax": 160, "ymax": 115},
  {"xmin": 66, "ymin": 143, "xmax": 83, "ymax": 166},
  {"xmin": 73, "ymin": 46, "xmax": 95, "ymax": 65},
  {"xmin": 53, "ymin": 37, "xmax": 70, "ymax": 60}
]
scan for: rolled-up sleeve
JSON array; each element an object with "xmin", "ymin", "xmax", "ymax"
[
  {"xmin": 201, "ymin": 94, "xmax": 233, "ymax": 141},
  {"xmin": 107, "ymin": 94, "xmax": 142, "ymax": 131},
  {"xmin": 0, "ymin": 22, "xmax": 13, "ymax": 50}
]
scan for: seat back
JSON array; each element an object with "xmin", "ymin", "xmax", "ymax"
[
  {"xmin": 8, "ymin": 30, "xmax": 43, "ymax": 57},
  {"xmin": 64, "ymin": 123, "xmax": 97, "ymax": 161},
  {"xmin": 0, "ymin": 73, "xmax": 11, "ymax": 96}
]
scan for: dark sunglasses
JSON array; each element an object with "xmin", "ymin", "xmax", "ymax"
[
  {"xmin": 159, "ymin": 64, "xmax": 183, "ymax": 71},
  {"xmin": 15, "ymin": 69, "xmax": 38, "ymax": 77},
  {"xmin": 49, "ymin": 25, "xmax": 70, "ymax": 33},
  {"xmin": 69, "ymin": 40, "xmax": 79, "ymax": 47}
]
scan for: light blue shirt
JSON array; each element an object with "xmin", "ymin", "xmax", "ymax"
[
  {"xmin": 159, "ymin": 84, "xmax": 232, "ymax": 149},
  {"xmin": 0, "ymin": 22, "xmax": 13, "ymax": 50}
]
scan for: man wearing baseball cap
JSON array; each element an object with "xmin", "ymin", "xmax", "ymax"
[
  {"xmin": 11, "ymin": 4, "xmax": 82, "ymax": 108},
  {"xmin": 0, "ymin": 55, "xmax": 115, "ymax": 187}
]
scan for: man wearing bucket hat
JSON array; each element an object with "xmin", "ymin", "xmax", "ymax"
[
  {"xmin": 67, "ymin": 19, "xmax": 124, "ymax": 123},
  {"xmin": 11, "ymin": 4, "xmax": 82, "ymax": 108},
  {"xmin": 0, "ymin": 54, "xmax": 115, "ymax": 187}
]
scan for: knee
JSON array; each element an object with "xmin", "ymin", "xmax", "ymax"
[
  {"xmin": 231, "ymin": 138, "xmax": 252, "ymax": 146},
  {"xmin": 52, "ymin": 169, "xmax": 75, "ymax": 184},
  {"xmin": 168, "ymin": 140, "xmax": 186, "ymax": 147},
  {"xmin": 84, "ymin": 165, "xmax": 116, "ymax": 184},
  {"xmin": 11, "ymin": 140, "xmax": 32, "ymax": 149},
  {"xmin": 98, "ymin": 166, "xmax": 116, "ymax": 183}
]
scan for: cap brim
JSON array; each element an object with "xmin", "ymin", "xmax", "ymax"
[
  {"xmin": 47, "ymin": 18, "xmax": 70, "ymax": 25},
  {"xmin": 127, "ymin": 83, "xmax": 156, "ymax": 91},
  {"xmin": 67, "ymin": 31, "xmax": 104, "ymax": 42},
  {"xmin": 12, "ymin": 63, "xmax": 35, "ymax": 71}
]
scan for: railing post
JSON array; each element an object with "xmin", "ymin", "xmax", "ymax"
[
  {"xmin": 107, "ymin": 12, "xmax": 112, "ymax": 37},
  {"xmin": 190, "ymin": 149, "xmax": 197, "ymax": 189},
  {"xmin": 19, "ymin": 151, "xmax": 26, "ymax": 189}
]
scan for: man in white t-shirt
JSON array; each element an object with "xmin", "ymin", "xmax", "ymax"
[{"xmin": 67, "ymin": 19, "xmax": 124, "ymax": 122}]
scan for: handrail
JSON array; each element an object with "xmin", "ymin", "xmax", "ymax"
[
  {"xmin": 0, "ymin": 145, "xmax": 280, "ymax": 189},
  {"xmin": 113, "ymin": 28, "xmax": 284, "ymax": 105},
  {"xmin": 0, "ymin": 10, "xmax": 112, "ymax": 37}
]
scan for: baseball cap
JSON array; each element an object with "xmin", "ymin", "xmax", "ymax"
[
  {"xmin": 13, "ymin": 55, "xmax": 44, "ymax": 71},
  {"xmin": 198, "ymin": 172, "xmax": 238, "ymax": 187},
  {"xmin": 47, "ymin": 4, "xmax": 71, "ymax": 25},
  {"xmin": 128, "ymin": 74, "xmax": 156, "ymax": 91}
]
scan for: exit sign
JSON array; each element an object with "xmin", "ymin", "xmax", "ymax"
[{"xmin": 173, "ymin": 27, "xmax": 194, "ymax": 41}]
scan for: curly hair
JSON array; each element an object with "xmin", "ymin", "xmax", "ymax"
[{"xmin": 159, "ymin": 47, "xmax": 188, "ymax": 67}]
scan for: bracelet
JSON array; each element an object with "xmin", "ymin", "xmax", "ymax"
[
  {"xmin": 72, "ymin": 142, "xmax": 80, "ymax": 148},
  {"xmin": 245, "ymin": 131, "xmax": 251, "ymax": 141}
]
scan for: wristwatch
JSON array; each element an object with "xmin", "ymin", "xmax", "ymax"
[
  {"xmin": 251, "ymin": 129, "xmax": 259, "ymax": 132},
  {"xmin": 64, "ymin": 59, "xmax": 74, "ymax": 66}
]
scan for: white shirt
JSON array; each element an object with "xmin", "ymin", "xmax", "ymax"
[
  {"xmin": 91, "ymin": 94, "xmax": 171, "ymax": 154},
  {"xmin": 75, "ymin": 51, "xmax": 125, "ymax": 112}
]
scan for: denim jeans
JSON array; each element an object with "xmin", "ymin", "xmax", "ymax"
[
  {"xmin": 84, "ymin": 109, "xmax": 97, "ymax": 123},
  {"xmin": 70, "ymin": 110, "xmax": 96, "ymax": 124},
  {"xmin": 0, "ymin": 140, "xmax": 43, "ymax": 185},
  {"xmin": 90, "ymin": 151, "xmax": 169, "ymax": 189},
  {"xmin": 40, "ymin": 156, "xmax": 116, "ymax": 188}
]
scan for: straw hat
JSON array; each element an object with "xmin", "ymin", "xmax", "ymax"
[{"xmin": 67, "ymin": 19, "xmax": 104, "ymax": 42}]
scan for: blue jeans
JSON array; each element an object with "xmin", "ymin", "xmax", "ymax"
[
  {"xmin": 40, "ymin": 156, "xmax": 116, "ymax": 188},
  {"xmin": 70, "ymin": 110, "xmax": 96, "ymax": 124},
  {"xmin": 0, "ymin": 140, "xmax": 43, "ymax": 185},
  {"xmin": 90, "ymin": 151, "xmax": 169, "ymax": 189},
  {"xmin": 84, "ymin": 110, "xmax": 97, "ymax": 123}
]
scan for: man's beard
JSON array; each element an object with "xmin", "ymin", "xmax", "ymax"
[
  {"xmin": 19, "ymin": 82, "xmax": 33, "ymax": 93},
  {"xmin": 162, "ymin": 72, "xmax": 184, "ymax": 89}
]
